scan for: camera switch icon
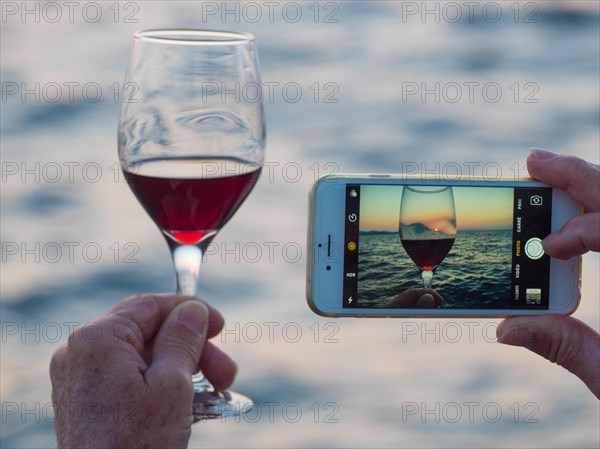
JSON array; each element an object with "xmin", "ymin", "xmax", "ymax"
[{"xmin": 530, "ymin": 195, "xmax": 543, "ymax": 206}]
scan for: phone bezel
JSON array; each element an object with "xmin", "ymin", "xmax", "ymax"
[{"xmin": 306, "ymin": 174, "xmax": 582, "ymax": 318}]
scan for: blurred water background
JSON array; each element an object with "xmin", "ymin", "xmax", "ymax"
[
  {"xmin": 358, "ymin": 230, "xmax": 512, "ymax": 308},
  {"xmin": 1, "ymin": 1, "xmax": 599, "ymax": 448}
]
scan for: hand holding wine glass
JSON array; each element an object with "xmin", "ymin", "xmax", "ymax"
[
  {"xmin": 119, "ymin": 30, "xmax": 264, "ymax": 420},
  {"xmin": 50, "ymin": 294, "xmax": 236, "ymax": 448}
]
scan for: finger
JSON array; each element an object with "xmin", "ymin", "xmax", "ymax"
[
  {"xmin": 147, "ymin": 301, "xmax": 209, "ymax": 378},
  {"xmin": 413, "ymin": 289, "xmax": 444, "ymax": 307},
  {"xmin": 382, "ymin": 289, "xmax": 443, "ymax": 308},
  {"xmin": 527, "ymin": 149, "xmax": 600, "ymax": 212},
  {"xmin": 110, "ymin": 294, "xmax": 224, "ymax": 338},
  {"xmin": 49, "ymin": 345, "xmax": 68, "ymax": 387},
  {"xmin": 197, "ymin": 342, "xmax": 238, "ymax": 390},
  {"xmin": 415, "ymin": 293, "xmax": 435, "ymax": 308},
  {"xmin": 497, "ymin": 315, "xmax": 600, "ymax": 398},
  {"xmin": 382, "ymin": 291, "xmax": 420, "ymax": 307},
  {"xmin": 543, "ymin": 213, "xmax": 600, "ymax": 258},
  {"xmin": 108, "ymin": 294, "xmax": 224, "ymax": 345}
]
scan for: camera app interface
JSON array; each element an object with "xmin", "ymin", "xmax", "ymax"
[{"xmin": 343, "ymin": 185, "xmax": 552, "ymax": 309}]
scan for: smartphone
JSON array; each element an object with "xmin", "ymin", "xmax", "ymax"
[{"xmin": 306, "ymin": 175, "xmax": 581, "ymax": 317}]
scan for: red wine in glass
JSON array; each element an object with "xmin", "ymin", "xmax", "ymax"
[
  {"xmin": 124, "ymin": 157, "xmax": 261, "ymax": 246},
  {"xmin": 400, "ymin": 238, "xmax": 455, "ymax": 271}
]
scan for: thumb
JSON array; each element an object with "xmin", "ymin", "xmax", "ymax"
[
  {"xmin": 497, "ymin": 315, "xmax": 600, "ymax": 398},
  {"xmin": 150, "ymin": 300, "xmax": 209, "ymax": 376},
  {"xmin": 542, "ymin": 213, "xmax": 600, "ymax": 259}
]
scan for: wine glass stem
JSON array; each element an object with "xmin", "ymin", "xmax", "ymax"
[
  {"xmin": 173, "ymin": 245, "xmax": 202, "ymax": 296},
  {"xmin": 171, "ymin": 243, "xmax": 251, "ymax": 419},
  {"xmin": 172, "ymin": 245, "xmax": 212, "ymax": 383},
  {"xmin": 421, "ymin": 270, "xmax": 433, "ymax": 289}
]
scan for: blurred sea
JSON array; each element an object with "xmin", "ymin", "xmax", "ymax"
[
  {"xmin": 358, "ymin": 230, "xmax": 512, "ymax": 308},
  {"xmin": 1, "ymin": 1, "xmax": 599, "ymax": 448}
]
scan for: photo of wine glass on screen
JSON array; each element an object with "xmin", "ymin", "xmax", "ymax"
[{"xmin": 399, "ymin": 186, "xmax": 457, "ymax": 290}]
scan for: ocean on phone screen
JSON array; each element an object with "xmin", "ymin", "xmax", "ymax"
[{"xmin": 358, "ymin": 230, "xmax": 512, "ymax": 308}]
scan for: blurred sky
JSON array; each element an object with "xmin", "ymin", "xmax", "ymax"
[{"xmin": 360, "ymin": 185, "xmax": 513, "ymax": 231}]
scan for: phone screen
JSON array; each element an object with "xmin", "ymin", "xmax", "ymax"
[{"xmin": 343, "ymin": 184, "xmax": 552, "ymax": 309}]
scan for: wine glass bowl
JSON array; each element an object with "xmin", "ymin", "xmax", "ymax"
[
  {"xmin": 118, "ymin": 29, "xmax": 264, "ymax": 420},
  {"xmin": 399, "ymin": 186, "xmax": 456, "ymax": 291}
]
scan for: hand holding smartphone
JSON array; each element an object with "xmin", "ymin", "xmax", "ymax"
[
  {"xmin": 307, "ymin": 153, "xmax": 585, "ymax": 318},
  {"xmin": 307, "ymin": 149, "xmax": 600, "ymax": 397}
]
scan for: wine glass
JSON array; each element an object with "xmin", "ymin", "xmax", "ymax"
[
  {"xmin": 399, "ymin": 186, "xmax": 456, "ymax": 290},
  {"xmin": 118, "ymin": 30, "xmax": 265, "ymax": 420}
]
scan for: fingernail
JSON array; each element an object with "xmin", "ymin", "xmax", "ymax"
[
  {"xmin": 529, "ymin": 148, "xmax": 559, "ymax": 160},
  {"xmin": 497, "ymin": 324, "xmax": 533, "ymax": 348},
  {"xmin": 177, "ymin": 301, "xmax": 208, "ymax": 336},
  {"xmin": 542, "ymin": 232, "xmax": 556, "ymax": 248},
  {"xmin": 496, "ymin": 321, "xmax": 507, "ymax": 340}
]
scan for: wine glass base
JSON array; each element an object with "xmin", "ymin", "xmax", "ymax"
[{"xmin": 193, "ymin": 389, "xmax": 253, "ymax": 421}]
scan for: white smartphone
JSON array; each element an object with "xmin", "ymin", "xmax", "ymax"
[{"xmin": 306, "ymin": 175, "xmax": 581, "ymax": 317}]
